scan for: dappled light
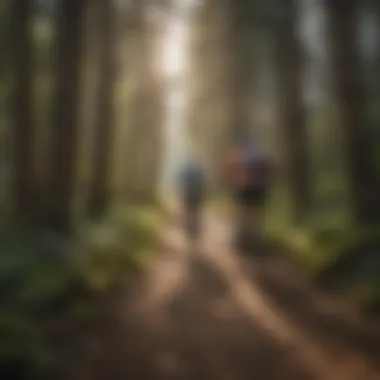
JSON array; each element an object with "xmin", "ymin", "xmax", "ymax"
[{"xmin": 1, "ymin": 0, "xmax": 380, "ymax": 379}]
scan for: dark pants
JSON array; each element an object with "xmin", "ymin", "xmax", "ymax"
[
  {"xmin": 183, "ymin": 193, "xmax": 203, "ymax": 239},
  {"xmin": 233, "ymin": 186, "xmax": 267, "ymax": 250},
  {"xmin": 234, "ymin": 186, "xmax": 267, "ymax": 207},
  {"xmin": 183, "ymin": 193, "xmax": 203, "ymax": 210}
]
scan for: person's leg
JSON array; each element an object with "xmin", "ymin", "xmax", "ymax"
[
  {"xmin": 183, "ymin": 196, "xmax": 193, "ymax": 236},
  {"xmin": 256, "ymin": 187, "xmax": 268, "ymax": 235},
  {"xmin": 234, "ymin": 190, "xmax": 252, "ymax": 250},
  {"xmin": 186, "ymin": 196, "xmax": 202, "ymax": 251},
  {"xmin": 190, "ymin": 201, "xmax": 201, "ymax": 239},
  {"xmin": 238, "ymin": 188, "xmax": 265, "ymax": 250},
  {"xmin": 196, "ymin": 198, "xmax": 203, "ymax": 238},
  {"xmin": 248, "ymin": 188, "xmax": 268, "ymax": 250},
  {"xmin": 231, "ymin": 189, "xmax": 242, "ymax": 246},
  {"xmin": 241, "ymin": 202, "xmax": 257, "ymax": 250}
]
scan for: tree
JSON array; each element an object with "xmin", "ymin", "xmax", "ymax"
[
  {"xmin": 124, "ymin": 0, "xmax": 165, "ymax": 202},
  {"xmin": 88, "ymin": 0, "xmax": 117, "ymax": 217},
  {"xmin": 0, "ymin": 2, "xmax": 10, "ymax": 81},
  {"xmin": 324, "ymin": 0, "xmax": 379, "ymax": 225},
  {"xmin": 10, "ymin": 0, "xmax": 36, "ymax": 222},
  {"xmin": 46, "ymin": 0, "xmax": 87, "ymax": 233},
  {"xmin": 187, "ymin": 0, "xmax": 232, "ymax": 190},
  {"xmin": 228, "ymin": 0, "xmax": 257, "ymax": 139},
  {"xmin": 272, "ymin": 0, "xmax": 311, "ymax": 225}
]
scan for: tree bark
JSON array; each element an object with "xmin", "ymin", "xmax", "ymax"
[
  {"xmin": 46, "ymin": 0, "xmax": 87, "ymax": 233},
  {"xmin": 88, "ymin": 0, "xmax": 116, "ymax": 218},
  {"xmin": 325, "ymin": 0, "xmax": 379, "ymax": 225},
  {"xmin": 187, "ymin": 0, "xmax": 231, "ymax": 190},
  {"xmin": 10, "ymin": 0, "xmax": 36, "ymax": 223},
  {"xmin": 273, "ymin": 0, "xmax": 311, "ymax": 225},
  {"xmin": 125, "ymin": 1, "xmax": 164, "ymax": 203},
  {"xmin": 228, "ymin": 0, "xmax": 256, "ymax": 140}
]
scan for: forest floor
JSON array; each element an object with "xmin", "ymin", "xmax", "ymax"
[{"xmin": 68, "ymin": 211, "xmax": 380, "ymax": 380}]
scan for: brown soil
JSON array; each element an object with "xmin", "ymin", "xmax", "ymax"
[{"xmin": 64, "ymin": 214, "xmax": 380, "ymax": 380}]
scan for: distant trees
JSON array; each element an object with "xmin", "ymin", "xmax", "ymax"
[
  {"xmin": 324, "ymin": 0, "xmax": 379, "ymax": 225},
  {"xmin": 125, "ymin": 0, "xmax": 165, "ymax": 203},
  {"xmin": 228, "ymin": 0, "xmax": 257, "ymax": 139},
  {"xmin": 46, "ymin": 0, "xmax": 88, "ymax": 233},
  {"xmin": 136, "ymin": 13, "xmax": 165, "ymax": 202},
  {"xmin": 5, "ymin": 0, "xmax": 379, "ymax": 233},
  {"xmin": 1, "ymin": 0, "xmax": 169, "ymax": 233},
  {"xmin": 0, "ymin": 2, "xmax": 10, "ymax": 80},
  {"xmin": 187, "ymin": 0, "xmax": 231, "ymax": 189},
  {"xmin": 273, "ymin": 0, "xmax": 311, "ymax": 225},
  {"xmin": 10, "ymin": 0, "xmax": 36, "ymax": 222},
  {"xmin": 88, "ymin": 0, "xmax": 117, "ymax": 217}
]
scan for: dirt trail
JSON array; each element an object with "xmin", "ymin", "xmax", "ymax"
[{"xmin": 72, "ymin": 214, "xmax": 380, "ymax": 380}]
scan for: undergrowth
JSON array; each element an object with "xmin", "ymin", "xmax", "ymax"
[
  {"xmin": 271, "ymin": 224, "xmax": 380, "ymax": 314},
  {"xmin": 0, "ymin": 206, "xmax": 162, "ymax": 378}
]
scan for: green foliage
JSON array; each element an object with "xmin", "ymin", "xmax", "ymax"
[
  {"xmin": 275, "ymin": 226, "xmax": 348, "ymax": 274},
  {"xmin": 275, "ymin": 224, "xmax": 380, "ymax": 312},
  {"xmin": 0, "ymin": 1, "xmax": 10, "ymax": 78},
  {"xmin": 0, "ymin": 229, "xmax": 75, "ymax": 377},
  {"xmin": 0, "ymin": 207, "xmax": 160, "ymax": 378},
  {"xmin": 78, "ymin": 207, "xmax": 158, "ymax": 291},
  {"xmin": 0, "ymin": 314, "xmax": 52, "ymax": 379},
  {"xmin": 352, "ymin": 281, "xmax": 380, "ymax": 312},
  {"xmin": 263, "ymin": 139, "xmax": 380, "ymax": 312}
]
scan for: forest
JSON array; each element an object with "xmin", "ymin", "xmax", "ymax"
[{"xmin": 1, "ymin": 0, "xmax": 380, "ymax": 379}]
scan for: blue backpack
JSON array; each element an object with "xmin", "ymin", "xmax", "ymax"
[{"xmin": 180, "ymin": 162, "xmax": 204, "ymax": 197}]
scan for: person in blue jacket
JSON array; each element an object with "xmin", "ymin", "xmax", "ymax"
[{"xmin": 178, "ymin": 156, "xmax": 206, "ymax": 245}]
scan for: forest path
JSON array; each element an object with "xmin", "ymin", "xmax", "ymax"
[{"xmin": 74, "ymin": 211, "xmax": 380, "ymax": 380}]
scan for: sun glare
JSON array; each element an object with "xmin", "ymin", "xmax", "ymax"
[{"xmin": 159, "ymin": 2, "xmax": 193, "ymax": 196}]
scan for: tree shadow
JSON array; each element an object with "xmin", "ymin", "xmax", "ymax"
[
  {"xmin": 240, "ymin": 254, "xmax": 380, "ymax": 370},
  {"xmin": 165, "ymin": 254, "xmax": 318, "ymax": 380},
  {"xmin": 77, "ymin": 252, "xmax": 319, "ymax": 380}
]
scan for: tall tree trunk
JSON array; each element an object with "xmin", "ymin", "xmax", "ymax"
[
  {"xmin": 10, "ymin": 0, "xmax": 36, "ymax": 222},
  {"xmin": 325, "ymin": 0, "xmax": 379, "ymax": 225},
  {"xmin": 126, "ymin": 1, "xmax": 164, "ymax": 203},
  {"xmin": 88, "ymin": 0, "xmax": 116, "ymax": 217},
  {"xmin": 187, "ymin": 0, "xmax": 230, "ymax": 190},
  {"xmin": 123, "ymin": 0, "xmax": 149, "ymax": 202},
  {"xmin": 46, "ymin": 0, "xmax": 87, "ymax": 233},
  {"xmin": 273, "ymin": 0, "xmax": 311, "ymax": 225},
  {"xmin": 228, "ymin": 0, "xmax": 256, "ymax": 140}
]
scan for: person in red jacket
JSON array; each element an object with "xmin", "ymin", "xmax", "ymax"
[{"xmin": 224, "ymin": 137, "xmax": 273, "ymax": 250}]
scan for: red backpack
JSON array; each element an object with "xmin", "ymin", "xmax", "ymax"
[{"xmin": 226, "ymin": 147, "xmax": 270, "ymax": 189}]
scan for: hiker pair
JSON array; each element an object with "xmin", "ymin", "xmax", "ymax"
[{"xmin": 178, "ymin": 139, "xmax": 272, "ymax": 250}]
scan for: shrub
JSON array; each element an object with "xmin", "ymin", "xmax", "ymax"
[{"xmin": 0, "ymin": 207, "xmax": 161, "ymax": 378}]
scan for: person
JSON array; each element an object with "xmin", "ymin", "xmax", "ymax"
[
  {"xmin": 177, "ymin": 156, "xmax": 206, "ymax": 247},
  {"xmin": 224, "ymin": 136, "xmax": 272, "ymax": 250}
]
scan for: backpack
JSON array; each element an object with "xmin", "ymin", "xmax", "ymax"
[
  {"xmin": 180, "ymin": 163, "xmax": 204, "ymax": 197},
  {"xmin": 241, "ymin": 148, "xmax": 269, "ymax": 189}
]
